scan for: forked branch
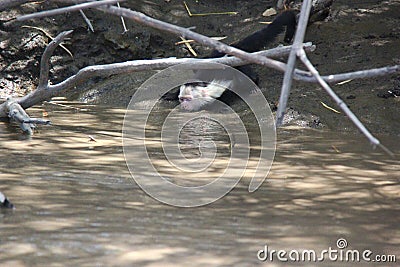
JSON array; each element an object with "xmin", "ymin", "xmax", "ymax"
[
  {"xmin": 38, "ymin": 30, "xmax": 73, "ymax": 88},
  {"xmin": 297, "ymin": 48, "xmax": 394, "ymax": 157}
]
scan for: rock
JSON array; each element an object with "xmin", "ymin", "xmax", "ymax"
[
  {"xmin": 262, "ymin": 8, "xmax": 277, "ymax": 17},
  {"xmin": 0, "ymin": 191, "xmax": 14, "ymax": 209}
]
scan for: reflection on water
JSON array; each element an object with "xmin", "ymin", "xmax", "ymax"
[
  {"xmin": 177, "ymin": 116, "xmax": 230, "ymax": 157},
  {"xmin": 0, "ymin": 102, "xmax": 399, "ymax": 266}
]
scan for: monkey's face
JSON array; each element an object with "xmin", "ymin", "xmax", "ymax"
[
  {"xmin": 178, "ymin": 80, "xmax": 231, "ymax": 111},
  {"xmin": 178, "ymin": 84, "xmax": 212, "ymax": 111}
]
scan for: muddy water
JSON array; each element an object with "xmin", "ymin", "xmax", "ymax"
[{"xmin": 0, "ymin": 102, "xmax": 399, "ymax": 266}]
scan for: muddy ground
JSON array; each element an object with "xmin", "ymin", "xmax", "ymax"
[{"xmin": 0, "ymin": 0, "xmax": 399, "ymax": 134}]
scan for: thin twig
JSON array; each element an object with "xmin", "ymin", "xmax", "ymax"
[
  {"xmin": 175, "ymin": 36, "xmax": 227, "ymax": 45},
  {"xmin": 336, "ymin": 79, "xmax": 352, "ymax": 85},
  {"xmin": 117, "ymin": 2, "xmax": 128, "ymax": 34},
  {"xmin": 183, "ymin": 1, "xmax": 237, "ymax": 16},
  {"xmin": 180, "ymin": 36, "xmax": 197, "ymax": 57},
  {"xmin": 15, "ymin": 0, "xmax": 124, "ymax": 22},
  {"xmin": 320, "ymin": 101, "xmax": 340, "ymax": 114},
  {"xmin": 79, "ymin": 9, "xmax": 94, "ymax": 32},
  {"xmin": 21, "ymin": 25, "xmax": 73, "ymax": 58},
  {"xmin": 276, "ymin": 0, "xmax": 313, "ymax": 126},
  {"xmin": 298, "ymin": 48, "xmax": 394, "ymax": 157}
]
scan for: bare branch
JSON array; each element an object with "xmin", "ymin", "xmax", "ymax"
[
  {"xmin": 97, "ymin": 5, "xmax": 288, "ymax": 73},
  {"xmin": 49, "ymin": 43, "xmax": 315, "ymax": 93},
  {"xmin": 15, "ymin": 0, "xmax": 124, "ymax": 22},
  {"xmin": 276, "ymin": 0, "xmax": 313, "ymax": 126},
  {"xmin": 116, "ymin": 2, "xmax": 128, "ymax": 34},
  {"xmin": 296, "ymin": 65, "xmax": 400, "ymax": 83},
  {"xmin": 38, "ymin": 30, "xmax": 73, "ymax": 88},
  {"xmin": 297, "ymin": 48, "xmax": 394, "ymax": 157},
  {"xmin": 6, "ymin": 98, "xmax": 34, "ymax": 135},
  {"xmin": 79, "ymin": 9, "xmax": 94, "ymax": 32}
]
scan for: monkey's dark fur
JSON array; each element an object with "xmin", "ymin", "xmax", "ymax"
[
  {"xmin": 165, "ymin": 11, "xmax": 297, "ymax": 108},
  {"xmin": 209, "ymin": 10, "xmax": 296, "ymax": 58}
]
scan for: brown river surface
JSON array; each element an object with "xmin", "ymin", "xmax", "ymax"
[{"xmin": 0, "ymin": 102, "xmax": 399, "ymax": 266}]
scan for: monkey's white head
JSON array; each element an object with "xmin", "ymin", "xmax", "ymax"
[{"xmin": 178, "ymin": 80, "xmax": 232, "ymax": 111}]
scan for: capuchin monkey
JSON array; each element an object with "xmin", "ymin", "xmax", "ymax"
[{"xmin": 177, "ymin": 10, "xmax": 296, "ymax": 111}]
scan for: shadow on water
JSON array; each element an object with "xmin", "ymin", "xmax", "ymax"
[{"xmin": 0, "ymin": 102, "xmax": 399, "ymax": 266}]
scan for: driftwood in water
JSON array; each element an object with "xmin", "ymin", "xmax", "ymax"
[
  {"xmin": 5, "ymin": 98, "xmax": 51, "ymax": 135},
  {"xmin": 6, "ymin": 98, "xmax": 35, "ymax": 135}
]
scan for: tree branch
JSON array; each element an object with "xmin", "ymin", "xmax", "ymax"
[
  {"xmin": 276, "ymin": 0, "xmax": 313, "ymax": 126},
  {"xmin": 49, "ymin": 42, "xmax": 315, "ymax": 93},
  {"xmin": 38, "ymin": 30, "xmax": 73, "ymax": 88},
  {"xmin": 297, "ymin": 48, "xmax": 394, "ymax": 157},
  {"xmin": 15, "ymin": 0, "xmax": 124, "ymax": 22},
  {"xmin": 6, "ymin": 98, "xmax": 34, "ymax": 135},
  {"xmin": 297, "ymin": 65, "xmax": 400, "ymax": 83}
]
